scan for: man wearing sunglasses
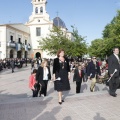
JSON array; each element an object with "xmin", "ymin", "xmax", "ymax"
[{"xmin": 87, "ymin": 56, "xmax": 101, "ymax": 92}]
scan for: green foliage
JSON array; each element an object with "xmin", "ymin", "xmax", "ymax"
[
  {"xmin": 88, "ymin": 39, "xmax": 106, "ymax": 58},
  {"xmin": 38, "ymin": 26, "xmax": 87, "ymax": 57},
  {"xmin": 89, "ymin": 10, "xmax": 120, "ymax": 58},
  {"xmin": 70, "ymin": 26, "xmax": 87, "ymax": 57}
]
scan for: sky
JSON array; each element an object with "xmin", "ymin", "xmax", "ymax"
[{"xmin": 0, "ymin": 0, "xmax": 120, "ymax": 45}]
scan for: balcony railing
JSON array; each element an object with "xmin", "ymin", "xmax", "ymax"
[
  {"xmin": 7, "ymin": 42, "xmax": 16, "ymax": 48},
  {"xmin": 28, "ymin": 45, "xmax": 31, "ymax": 49},
  {"xmin": 7, "ymin": 42, "xmax": 31, "ymax": 50}
]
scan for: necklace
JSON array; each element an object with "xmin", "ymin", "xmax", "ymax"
[{"xmin": 59, "ymin": 57, "xmax": 65, "ymax": 69}]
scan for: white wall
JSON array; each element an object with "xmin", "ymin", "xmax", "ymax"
[
  {"xmin": 6, "ymin": 25, "xmax": 31, "ymax": 58},
  {"xmin": 0, "ymin": 26, "xmax": 7, "ymax": 59}
]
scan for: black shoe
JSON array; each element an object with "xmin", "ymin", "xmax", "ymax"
[
  {"xmin": 110, "ymin": 93, "xmax": 117, "ymax": 97},
  {"xmin": 90, "ymin": 88, "xmax": 93, "ymax": 92},
  {"xmin": 62, "ymin": 100, "xmax": 64, "ymax": 102},
  {"xmin": 58, "ymin": 102, "xmax": 62, "ymax": 105}
]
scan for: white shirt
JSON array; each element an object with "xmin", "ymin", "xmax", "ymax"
[
  {"xmin": 114, "ymin": 53, "xmax": 119, "ymax": 62},
  {"xmin": 43, "ymin": 67, "xmax": 49, "ymax": 80}
]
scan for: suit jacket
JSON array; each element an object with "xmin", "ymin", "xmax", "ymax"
[
  {"xmin": 10, "ymin": 60, "xmax": 15, "ymax": 68},
  {"xmin": 87, "ymin": 61, "xmax": 101, "ymax": 78},
  {"xmin": 36, "ymin": 66, "xmax": 51, "ymax": 84},
  {"xmin": 53, "ymin": 57, "xmax": 70, "ymax": 74},
  {"xmin": 108, "ymin": 54, "xmax": 120, "ymax": 77},
  {"xmin": 73, "ymin": 69, "xmax": 84, "ymax": 82}
]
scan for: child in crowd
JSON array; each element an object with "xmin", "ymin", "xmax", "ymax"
[{"xmin": 29, "ymin": 69, "xmax": 40, "ymax": 97}]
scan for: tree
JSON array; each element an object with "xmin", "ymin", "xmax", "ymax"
[
  {"xmin": 38, "ymin": 26, "xmax": 88, "ymax": 57},
  {"xmin": 38, "ymin": 26, "xmax": 71, "ymax": 55},
  {"xmin": 102, "ymin": 10, "xmax": 120, "ymax": 49},
  {"xmin": 70, "ymin": 26, "xmax": 87, "ymax": 57},
  {"xmin": 89, "ymin": 10, "xmax": 120, "ymax": 58},
  {"xmin": 88, "ymin": 39, "xmax": 106, "ymax": 58}
]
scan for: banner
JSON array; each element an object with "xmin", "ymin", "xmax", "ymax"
[
  {"xmin": 16, "ymin": 43, "xmax": 21, "ymax": 51},
  {"xmin": 25, "ymin": 45, "xmax": 28, "ymax": 51}
]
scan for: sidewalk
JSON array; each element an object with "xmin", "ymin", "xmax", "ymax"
[{"xmin": 0, "ymin": 65, "xmax": 120, "ymax": 120}]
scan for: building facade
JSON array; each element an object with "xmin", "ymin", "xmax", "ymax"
[
  {"xmin": 0, "ymin": 24, "xmax": 31, "ymax": 59},
  {"xmin": 0, "ymin": 0, "xmax": 72, "ymax": 59}
]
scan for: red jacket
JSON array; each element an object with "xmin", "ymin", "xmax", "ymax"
[{"xmin": 29, "ymin": 74, "xmax": 36, "ymax": 89}]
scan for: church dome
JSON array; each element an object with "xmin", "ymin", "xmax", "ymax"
[{"xmin": 53, "ymin": 17, "xmax": 66, "ymax": 29}]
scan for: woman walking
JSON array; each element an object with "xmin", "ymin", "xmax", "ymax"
[
  {"xmin": 53, "ymin": 49, "xmax": 70, "ymax": 105},
  {"xmin": 36, "ymin": 59, "xmax": 51, "ymax": 97}
]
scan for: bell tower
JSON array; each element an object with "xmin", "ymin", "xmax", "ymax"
[
  {"xmin": 26, "ymin": 0, "xmax": 53, "ymax": 59},
  {"xmin": 32, "ymin": 0, "xmax": 47, "ymax": 15},
  {"xmin": 27, "ymin": 0, "xmax": 50, "ymax": 23}
]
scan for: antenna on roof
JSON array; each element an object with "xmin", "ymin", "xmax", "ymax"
[
  {"xmin": 56, "ymin": 11, "xmax": 59, "ymax": 27},
  {"xmin": 56, "ymin": 11, "xmax": 59, "ymax": 17}
]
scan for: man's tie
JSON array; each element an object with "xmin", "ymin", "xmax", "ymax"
[{"xmin": 79, "ymin": 70, "xmax": 81, "ymax": 77}]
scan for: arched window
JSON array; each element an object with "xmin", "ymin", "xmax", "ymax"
[
  {"xmin": 35, "ymin": 7, "xmax": 38, "ymax": 14},
  {"xmin": 40, "ymin": 7, "xmax": 43, "ymax": 14}
]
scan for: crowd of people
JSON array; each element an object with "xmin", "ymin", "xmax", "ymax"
[
  {"xmin": 1, "ymin": 48, "xmax": 119, "ymax": 105},
  {"xmin": 0, "ymin": 58, "xmax": 30, "ymax": 73},
  {"xmin": 29, "ymin": 48, "xmax": 116, "ymax": 105}
]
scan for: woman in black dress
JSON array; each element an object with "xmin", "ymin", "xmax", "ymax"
[{"xmin": 53, "ymin": 49, "xmax": 70, "ymax": 105}]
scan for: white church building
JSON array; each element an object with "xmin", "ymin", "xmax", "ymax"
[{"xmin": 0, "ymin": 0, "xmax": 72, "ymax": 59}]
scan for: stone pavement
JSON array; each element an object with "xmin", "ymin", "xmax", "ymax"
[{"xmin": 0, "ymin": 65, "xmax": 120, "ymax": 120}]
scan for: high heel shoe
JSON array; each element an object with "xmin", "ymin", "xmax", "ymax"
[{"xmin": 58, "ymin": 102, "xmax": 62, "ymax": 105}]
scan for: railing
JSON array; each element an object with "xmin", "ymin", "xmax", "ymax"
[
  {"xmin": 7, "ymin": 42, "xmax": 16, "ymax": 48},
  {"xmin": 7, "ymin": 42, "xmax": 31, "ymax": 50},
  {"xmin": 28, "ymin": 45, "xmax": 31, "ymax": 50}
]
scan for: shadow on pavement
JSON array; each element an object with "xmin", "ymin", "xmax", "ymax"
[
  {"xmin": 81, "ymin": 84, "xmax": 88, "ymax": 93},
  {"xmin": 94, "ymin": 86, "xmax": 100, "ymax": 91},
  {"xmin": 33, "ymin": 106, "xmax": 61, "ymax": 120},
  {"xmin": 0, "ymin": 93, "xmax": 28, "ymax": 102},
  {"xmin": 102, "ymin": 86, "xmax": 109, "ymax": 91},
  {"xmin": 0, "ymin": 90, "xmax": 6, "ymax": 94},
  {"xmin": 63, "ymin": 116, "xmax": 72, "ymax": 120},
  {"xmin": 0, "ymin": 96, "xmax": 53, "ymax": 120},
  {"xmin": 63, "ymin": 90, "xmax": 74, "ymax": 100},
  {"xmin": 93, "ymin": 113, "xmax": 106, "ymax": 120}
]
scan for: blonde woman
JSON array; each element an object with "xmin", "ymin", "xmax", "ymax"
[{"xmin": 36, "ymin": 59, "xmax": 51, "ymax": 97}]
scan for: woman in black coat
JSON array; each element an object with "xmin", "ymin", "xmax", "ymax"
[
  {"xmin": 36, "ymin": 59, "xmax": 51, "ymax": 97},
  {"xmin": 53, "ymin": 49, "xmax": 70, "ymax": 105}
]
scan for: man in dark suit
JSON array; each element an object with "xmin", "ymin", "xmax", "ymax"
[
  {"xmin": 73, "ymin": 64, "xmax": 84, "ymax": 93},
  {"xmin": 87, "ymin": 56, "xmax": 101, "ymax": 92},
  {"xmin": 108, "ymin": 47, "xmax": 120, "ymax": 97},
  {"xmin": 10, "ymin": 59, "xmax": 15, "ymax": 73},
  {"xmin": 25, "ymin": 58, "xmax": 27, "ymax": 67}
]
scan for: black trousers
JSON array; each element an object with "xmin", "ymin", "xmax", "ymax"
[
  {"xmin": 12, "ymin": 68, "xmax": 14, "ymax": 73},
  {"xmin": 76, "ymin": 81, "xmax": 82, "ymax": 93},
  {"xmin": 109, "ymin": 77, "xmax": 119, "ymax": 95},
  {"xmin": 40, "ymin": 80, "xmax": 48, "ymax": 96},
  {"xmin": 32, "ymin": 89, "xmax": 38, "ymax": 97}
]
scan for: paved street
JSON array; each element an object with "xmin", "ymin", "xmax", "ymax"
[{"xmin": 0, "ymin": 65, "xmax": 120, "ymax": 120}]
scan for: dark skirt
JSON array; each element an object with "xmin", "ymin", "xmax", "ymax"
[{"xmin": 54, "ymin": 69, "xmax": 70, "ymax": 91}]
